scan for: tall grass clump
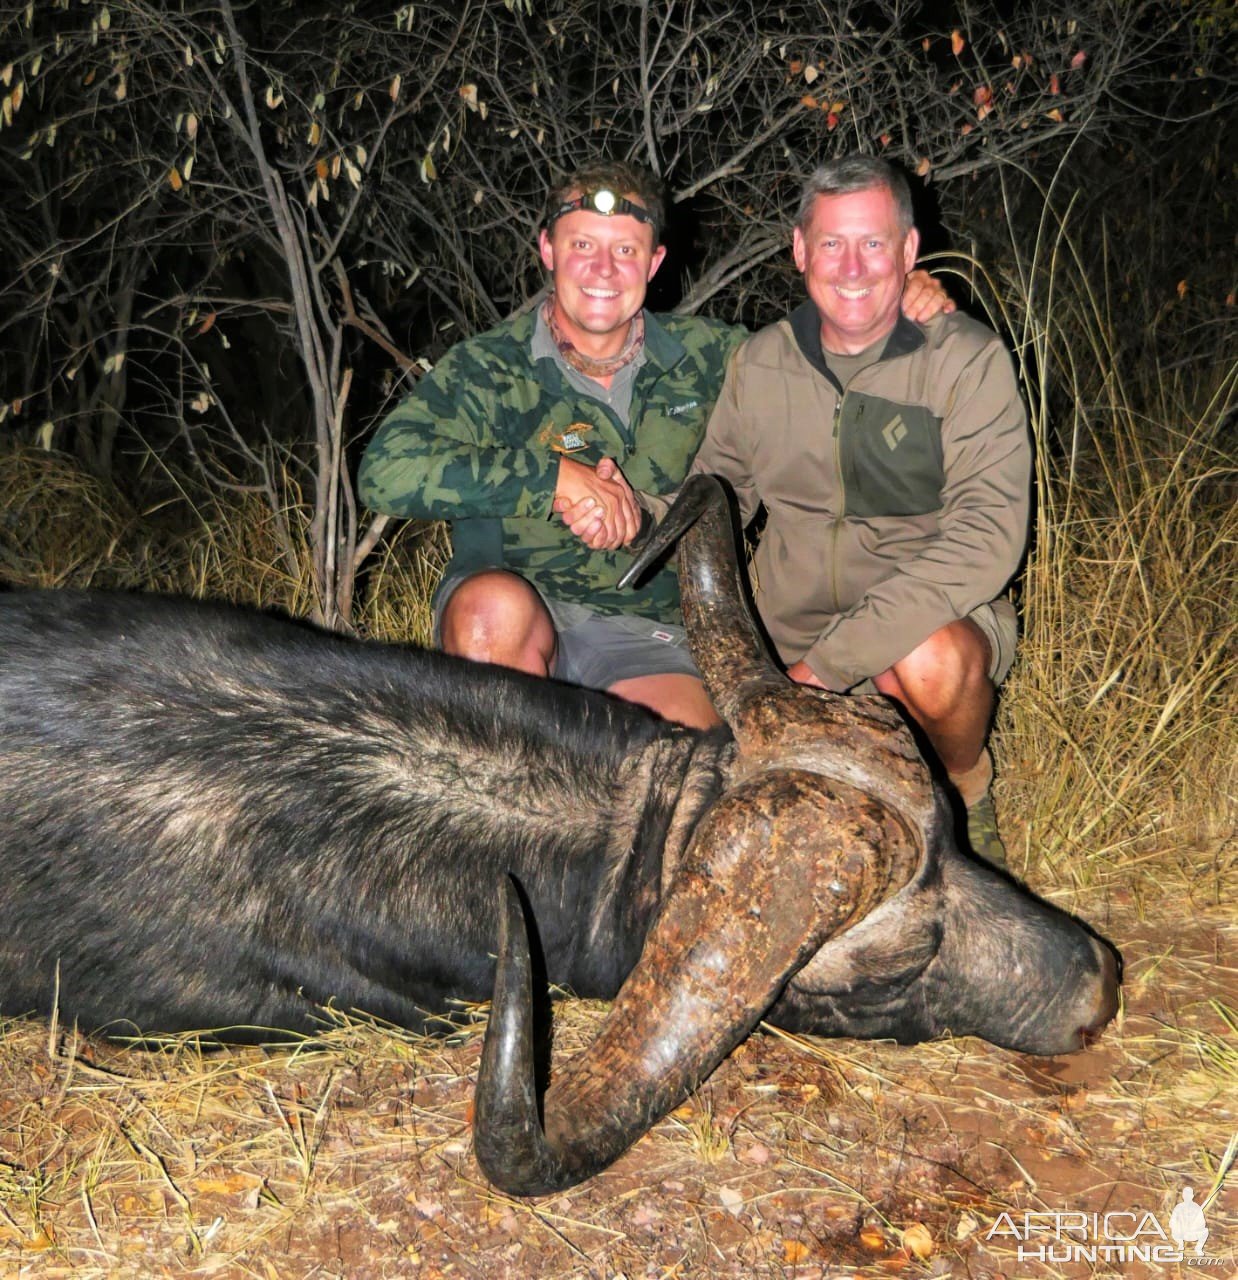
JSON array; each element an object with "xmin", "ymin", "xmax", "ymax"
[
  {"xmin": 0, "ymin": 440, "xmax": 158, "ymax": 588},
  {"xmin": 0, "ymin": 438, "xmax": 450, "ymax": 646},
  {"xmin": 934, "ymin": 173, "xmax": 1237, "ymax": 899}
]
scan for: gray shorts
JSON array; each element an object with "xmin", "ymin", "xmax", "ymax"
[
  {"xmin": 432, "ymin": 571, "xmax": 702, "ymax": 692},
  {"xmin": 848, "ymin": 598, "xmax": 1019, "ymax": 695}
]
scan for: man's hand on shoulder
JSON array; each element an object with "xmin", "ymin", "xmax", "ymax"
[
  {"xmin": 901, "ymin": 268, "xmax": 956, "ymax": 324},
  {"xmin": 552, "ymin": 455, "xmax": 642, "ymax": 551}
]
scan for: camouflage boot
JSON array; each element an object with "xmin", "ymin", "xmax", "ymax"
[
  {"xmin": 950, "ymin": 748, "xmax": 1008, "ymax": 870},
  {"xmin": 965, "ymin": 790, "xmax": 1008, "ymax": 870}
]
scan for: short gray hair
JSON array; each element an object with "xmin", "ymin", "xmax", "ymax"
[{"xmin": 796, "ymin": 155, "xmax": 914, "ymax": 235}]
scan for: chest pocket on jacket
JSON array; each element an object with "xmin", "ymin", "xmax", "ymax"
[{"xmin": 840, "ymin": 393, "xmax": 944, "ymax": 518}]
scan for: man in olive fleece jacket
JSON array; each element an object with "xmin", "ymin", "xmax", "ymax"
[{"xmin": 679, "ymin": 156, "xmax": 1030, "ymax": 864}]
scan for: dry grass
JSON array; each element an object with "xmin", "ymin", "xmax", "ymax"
[
  {"xmin": 0, "ymin": 910, "xmax": 1231, "ymax": 1277},
  {"xmin": 1, "ymin": 214, "xmax": 1235, "ymax": 1276},
  {"xmin": 929, "ymin": 195, "xmax": 1237, "ymax": 907}
]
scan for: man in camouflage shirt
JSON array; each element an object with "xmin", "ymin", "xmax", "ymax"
[
  {"xmin": 359, "ymin": 160, "xmax": 948, "ymax": 728},
  {"xmin": 359, "ymin": 160, "xmax": 739, "ymax": 727}
]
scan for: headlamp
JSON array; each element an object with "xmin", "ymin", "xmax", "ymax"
[{"xmin": 546, "ymin": 188, "xmax": 659, "ymax": 237}]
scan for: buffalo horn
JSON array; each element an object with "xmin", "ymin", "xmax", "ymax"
[
  {"xmin": 619, "ymin": 475, "xmax": 785, "ymax": 724},
  {"xmin": 473, "ymin": 768, "xmax": 911, "ymax": 1195}
]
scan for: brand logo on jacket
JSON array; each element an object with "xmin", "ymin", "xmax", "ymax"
[{"xmin": 883, "ymin": 415, "xmax": 908, "ymax": 451}]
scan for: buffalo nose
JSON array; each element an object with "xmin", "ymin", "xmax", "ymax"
[{"xmin": 1079, "ymin": 937, "xmax": 1120, "ymax": 1046}]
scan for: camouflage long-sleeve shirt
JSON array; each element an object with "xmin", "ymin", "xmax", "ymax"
[{"xmin": 358, "ymin": 308, "xmax": 746, "ymax": 623}]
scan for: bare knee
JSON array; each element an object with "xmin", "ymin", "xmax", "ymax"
[
  {"xmin": 439, "ymin": 572, "xmax": 556, "ymax": 676},
  {"xmin": 875, "ymin": 620, "xmax": 991, "ymax": 722},
  {"xmin": 608, "ymin": 673, "xmax": 721, "ymax": 730}
]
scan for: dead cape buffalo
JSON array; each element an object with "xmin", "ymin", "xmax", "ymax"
[{"xmin": 0, "ymin": 476, "xmax": 1117, "ymax": 1197}]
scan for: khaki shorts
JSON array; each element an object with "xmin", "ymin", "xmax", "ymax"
[
  {"xmin": 848, "ymin": 598, "xmax": 1018, "ymax": 695},
  {"xmin": 432, "ymin": 571, "xmax": 702, "ymax": 692}
]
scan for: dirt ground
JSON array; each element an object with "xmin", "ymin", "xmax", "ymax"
[{"xmin": 0, "ymin": 886, "xmax": 1234, "ymax": 1280}]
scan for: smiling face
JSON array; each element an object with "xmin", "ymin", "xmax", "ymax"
[
  {"xmin": 792, "ymin": 184, "xmax": 920, "ymax": 355},
  {"xmin": 538, "ymin": 200, "xmax": 667, "ymax": 361}
]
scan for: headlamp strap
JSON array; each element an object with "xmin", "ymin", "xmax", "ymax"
[{"xmin": 547, "ymin": 188, "xmax": 657, "ymax": 234}]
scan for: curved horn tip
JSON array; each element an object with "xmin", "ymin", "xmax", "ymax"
[
  {"xmin": 617, "ymin": 474, "xmax": 725, "ymax": 589},
  {"xmin": 474, "ymin": 877, "xmax": 589, "ymax": 1197},
  {"xmin": 472, "ymin": 879, "xmax": 536, "ymax": 1164}
]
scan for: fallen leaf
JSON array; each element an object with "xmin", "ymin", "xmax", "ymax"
[
  {"xmin": 193, "ymin": 1172, "xmax": 256, "ymax": 1195},
  {"xmin": 719, "ymin": 1186, "xmax": 745, "ymax": 1216},
  {"xmin": 903, "ymin": 1222, "xmax": 934, "ymax": 1259},
  {"xmin": 1070, "ymin": 49, "xmax": 1087, "ymax": 69},
  {"xmin": 783, "ymin": 1239, "xmax": 811, "ymax": 1264},
  {"xmin": 951, "ymin": 29, "xmax": 965, "ymax": 56},
  {"xmin": 860, "ymin": 1224, "xmax": 887, "ymax": 1251}
]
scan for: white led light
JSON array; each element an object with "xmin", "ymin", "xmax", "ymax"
[{"xmin": 593, "ymin": 189, "xmax": 617, "ymax": 214}]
